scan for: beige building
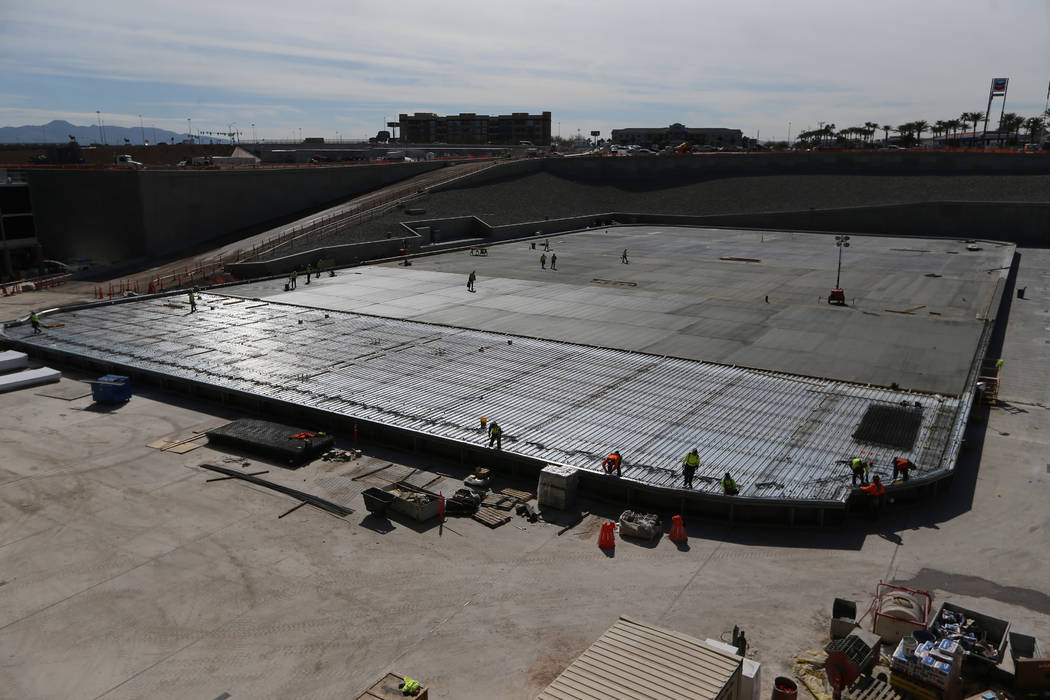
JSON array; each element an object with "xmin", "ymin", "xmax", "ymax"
[{"xmin": 611, "ymin": 122, "xmax": 743, "ymax": 147}]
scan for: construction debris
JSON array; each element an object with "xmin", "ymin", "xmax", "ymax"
[
  {"xmin": 321, "ymin": 448, "xmax": 359, "ymax": 462},
  {"xmin": 618, "ymin": 510, "xmax": 661, "ymax": 540},
  {"xmin": 199, "ymin": 463, "xmax": 353, "ymax": 517}
]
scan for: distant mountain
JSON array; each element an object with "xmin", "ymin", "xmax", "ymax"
[{"xmin": 0, "ymin": 119, "xmax": 227, "ymax": 145}]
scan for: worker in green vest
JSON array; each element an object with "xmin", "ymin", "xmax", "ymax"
[
  {"xmin": 305, "ymin": 263, "xmax": 311, "ymax": 285},
  {"xmin": 399, "ymin": 676, "xmax": 421, "ymax": 695},
  {"xmin": 289, "ymin": 269, "xmax": 297, "ymax": 290},
  {"xmin": 682, "ymin": 448, "xmax": 699, "ymax": 488},
  {"xmin": 467, "ymin": 270, "xmax": 476, "ymax": 292},
  {"xmin": 488, "ymin": 421, "xmax": 502, "ymax": 449},
  {"xmin": 850, "ymin": 457, "xmax": 870, "ymax": 486},
  {"xmin": 30, "ymin": 311, "xmax": 42, "ymax": 334},
  {"xmin": 722, "ymin": 472, "xmax": 739, "ymax": 496},
  {"xmin": 540, "ymin": 253, "xmax": 547, "ymax": 269},
  {"xmin": 188, "ymin": 289, "xmax": 197, "ymax": 313}
]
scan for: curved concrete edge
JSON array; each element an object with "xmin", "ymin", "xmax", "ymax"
[{"xmin": 0, "ymin": 332, "xmax": 961, "ymax": 526}]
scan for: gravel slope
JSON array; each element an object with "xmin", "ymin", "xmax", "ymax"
[{"xmin": 330, "ymin": 171, "xmax": 1050, "ymax": 245}]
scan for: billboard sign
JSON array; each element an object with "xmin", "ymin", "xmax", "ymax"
[{"xmin": 990, "ymin": 78, "xmax": 1009, "ymax": 95}]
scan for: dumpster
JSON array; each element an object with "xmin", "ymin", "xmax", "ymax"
[
  {"xmin": 361, "ymin": 487, "xmax": 395, "ymax": 516},
  {"xmin": 91, "ymin": 375, "xmax": 131, "ymax": 404}
]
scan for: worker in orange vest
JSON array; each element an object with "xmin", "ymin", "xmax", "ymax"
[
  {"xmin": 602, "ymin": 451, "xmax": 622, "ymax": 477},
  {"xmin": 892, "ymin": 457, "xmax": 914, "ymax": 481},
  {"xmin": 861, "ymin": 475, "xmax": 886, "ymax": 518}
]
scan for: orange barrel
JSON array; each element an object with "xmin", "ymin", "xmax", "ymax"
[{"xmin": 771, "ymin": 677, "xmax": 797, "ymax": 700}]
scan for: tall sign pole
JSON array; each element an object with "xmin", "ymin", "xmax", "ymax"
[{"xmin": 984, "ymin": 78, "xmax": 1009, "ymax": 146}]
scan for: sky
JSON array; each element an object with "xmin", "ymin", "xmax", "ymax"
[{"xmin": 1, "ymin": 0, "xmax": 1048, "ymax": 143}]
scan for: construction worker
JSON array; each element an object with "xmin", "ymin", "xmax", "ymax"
[
  {"xmin": 543, "ymin": 239, "xmax": 550, "ymax": 251},
  {"xmin": 467, "ymin": 270, "xmax": 476, "ymax": 292},
  {"xmin": 289, "ymin": 269, "xmax": 297, "ymax": 290},
  {"xmin": 721, "ymin": 472, "xmax": 739, "ymax": 495},
  {"xmin": 305, "ymin": 263, "xmax": 311, "ymax": 284},
  {"xmin": 850, "ymin": 457, "xmax": 870, "ymax": 486},
  {"xmin": 188, "ymin": 289, "xmax": 197, "ymax": 313},
  {"xmin": 540, "ymin": 253, "xmax": 547, "ymax": 269},
  {"xmin": 550, "ymin": 252, "xmax": 557, "ymax": 270},
  {"xmin": 29, "ymin": 311, "xmax": 41, "ymax": 334},
  {"xmin": 488, "ymin": 421, "xmax": 502, "ymax": 449},
  {"xmin": 621, "ymin": 248, "xmax": 629, "ymax": 264},
  {"xmin": 893, "ymin": 457, "xmax": 914, "ymax": 482},
  {"xmin": 861, "ymin": 475, "xmax": 885, "ymax": 518},
  {"xmin": 681, "ymin": 448, "xmax": 699, "ymax": 488},
  {"xmin": 602, "ymin": 451, "xmax": 622, "ymax": 477}
]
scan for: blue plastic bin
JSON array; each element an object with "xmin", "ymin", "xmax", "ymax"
[{"xmin": 91, "ymin": 374, "xmax": 131, "ymax": 404}]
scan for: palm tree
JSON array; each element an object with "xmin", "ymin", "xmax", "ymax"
[
  {"xmin": 998, "ymin": 113, "xmax": 1024, "ymax": 144},
  {"xmin": 961, "ymin": 111, "xmax": 984, "ymax": 142},
  {"xmin": 896, "ymin": 123, "xmax": 914, "ymax": 146},
  {"xmin": 864, "ymin": 121, "xmax": 879, "ymax": 145},
  {"xmin": 881, "ymin": 124, "xmax": 893, "ymax": 145},
  {"xmin": 1023, "ymin": 117, "xmax": 1045, "ymax": 143},
  {"xmin": 913, "ymin": 120, "xmax": 929, "ymax": 147}
]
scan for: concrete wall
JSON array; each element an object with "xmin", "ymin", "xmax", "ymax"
[
  {"xmin": 26, "ymin": 161, "xmax": 444, "ymax": 262},
  {"xmin": 27, "ymin": 170, "xmax": 147, "ymax": 262},
  {"xmin": 677, "ymin": 201, "xmax": 1050, "ymax": 246},
  {"xmin": 542, "ymin": 151, "xmax": 1050, "ymax": 180}
]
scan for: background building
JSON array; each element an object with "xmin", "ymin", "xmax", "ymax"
[
  {"xmin": 391, "ymin": 112, "xmax": 551, "ymax": 145},
  {"xmin": 611, "ymin": 123, "xmax": 743, "ymax": 148}
]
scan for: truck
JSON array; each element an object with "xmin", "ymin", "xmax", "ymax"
[{"xmin": 113, "ymin": 154, "xmax": 143, "ymax": 169}]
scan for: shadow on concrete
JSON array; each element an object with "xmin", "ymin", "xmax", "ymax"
[{"xmin": 358, "ymin": 513, "xmax": 395, "ymax": 534}]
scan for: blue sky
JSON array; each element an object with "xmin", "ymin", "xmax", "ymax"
[{"xmin": 1, "ymin": 0, "xmax": 1048, "ymax": 142}]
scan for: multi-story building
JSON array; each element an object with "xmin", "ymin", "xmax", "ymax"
[
  {"xmin": 610, "ymin": 123, "xmax": 743, "ymax": 148},
  {"xmin": 391, "ymin": 112, "xmax": 551, "ymax": 145}
]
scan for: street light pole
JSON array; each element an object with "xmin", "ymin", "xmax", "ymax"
[{"xmin": 834, "ymin": 235, "xmax": 850, "ymax": 288}]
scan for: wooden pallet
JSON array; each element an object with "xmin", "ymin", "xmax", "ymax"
[
  {"xmin": 473, "ymin": 506, "xmax": 511, "ymax": 528},
  {"xmin": 481, "ymin": 493, "xmax": 504, "ymax": 508},
  {"xmin": 848, "ymin": 677, "xmax": 904, "ymax": 700},
  {"xmin": 499, "ymin": 487, "xmax": 534, "ymax": 502}
]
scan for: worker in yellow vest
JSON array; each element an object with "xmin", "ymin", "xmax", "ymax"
[{"xmin": 682, "ymin": 449, "xmax": 699, "ymax": 488}]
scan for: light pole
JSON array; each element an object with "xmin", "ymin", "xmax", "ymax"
[
  {"xmin": 96, "ymin": 110, "xmax": 103, "ymax": 144},
  {"xmin": 228, "ymin": 123, "xmax": 236, "ymax": 143},
  {"xmin": 251, "ymin": 123, "xmax": 256, "ymax": 142},
  {"xmin": 788, "ymin": 121, "xmax": 791, "ymax": 147},
  {"xmin": 834, "ymin": 235, "xmax": 850, "ymax": 289},
  {"xmin": 187, "ymin": 118, "xmax": 192, "ymax": 143}
]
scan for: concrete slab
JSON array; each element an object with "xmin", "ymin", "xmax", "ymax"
[{"xmin": 225, "ymin": 226, "xmax": 1010, "ymax": 394}]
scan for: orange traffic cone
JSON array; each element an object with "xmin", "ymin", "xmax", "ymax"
[
  {"xmin": 669, "ymin": 515, "xmax": 687, "ymax": 543},
  {"xmin": 598, "ymin": 521, "xmax": 616, "ymax": 549}
]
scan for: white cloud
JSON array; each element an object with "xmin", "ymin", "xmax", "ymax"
[{"xmin": 1, "ymin": 0, "xmax": 1047, "ymax": 139}]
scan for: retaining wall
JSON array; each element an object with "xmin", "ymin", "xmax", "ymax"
[
  {"xmin": 26, "ymin": 162, "xmax": 444, "ymax": 262},
  {"xmin": 542, "ymin": 151, "xmax": 1050, "ymax": 180}
]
